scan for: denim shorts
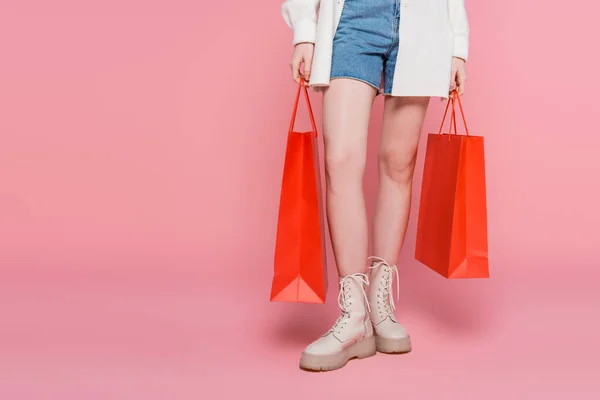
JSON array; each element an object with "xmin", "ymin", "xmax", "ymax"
[{"xmin": 330, "ymin": 0, "xmax": 401, "ymax": 95}]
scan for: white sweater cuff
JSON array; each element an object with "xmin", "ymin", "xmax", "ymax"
[
  {"xmin": 453, "ymin": 36, "xmax": 469, "ymax": 61},
  {"xmin": 292, "ymin": 20, "xmax": 317, "ymax": 45}
]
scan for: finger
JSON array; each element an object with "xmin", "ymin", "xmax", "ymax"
[
  {"xmin": 303, "ymin": 56, "xmax": 312, "ymax": 82},
  {"xmin": 450, "ymin": 70, "xmax": 458, "ymax": 92},
  {"xmin": 458, "ymin": 72, "xmax": 467, "ymax": 95},
  {"xmin": 290, "ymin": 59, "xmax": 300, "ymax": 83}
]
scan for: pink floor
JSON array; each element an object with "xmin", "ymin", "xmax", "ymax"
[{"xmin": 1, "ymin": 256, "xmax": 598, "ymax": 399}]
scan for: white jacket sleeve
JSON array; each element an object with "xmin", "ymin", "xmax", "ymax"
[
  {"xmin": 448, "ymin": 0, "xmax": 470, "ymax": 61},
  {"xmin": 281, "ymin": 0, "xmax": 321, "ymax": 46}
]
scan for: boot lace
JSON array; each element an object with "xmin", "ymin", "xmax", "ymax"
[
  {"xmin": 328, "ymin": 273, "xmax": 370, "ymax": 335},
  {"xmin": 367, "ymin": 256, "xmax": 400, "ymax": 318}
]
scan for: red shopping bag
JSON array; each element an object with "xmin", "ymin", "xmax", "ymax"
[
  {"xmin": 270, "ymin": 78, "xmax": 328, "ymax": 303},
  {"xmin": 415, "ymin": 94, "xmax": 489, "ymax": 279}
]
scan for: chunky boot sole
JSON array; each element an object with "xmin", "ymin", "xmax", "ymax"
[
  {"xmin": 375, "ymin": 335, "xmax": 412, "ymax": 354},
  {"xmin": 299, "ymin": 336, "xmax": 376, "ymax": 372}
]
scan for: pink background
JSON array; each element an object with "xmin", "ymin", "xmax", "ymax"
[{"xmin": 1, "ymin": 0, "xmax": 599, "ymax": 398}]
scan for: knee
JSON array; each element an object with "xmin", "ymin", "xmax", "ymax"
[
  {"xmin": 325, "ymin": 148, "xmax": 366, "ymax": 181},
  {"xmin": 378, "ymin": 148, "xmax": 416, "ymax": 185}
]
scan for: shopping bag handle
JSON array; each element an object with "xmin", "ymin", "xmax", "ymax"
[
  {"xmin": 437, "ymin": 91, "xmax": 470, "ymax": 141},
  {"xmin": 288, "ymin": 76, "xmax": 318, "ymax": 137}
]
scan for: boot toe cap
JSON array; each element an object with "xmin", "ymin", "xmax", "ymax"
[
  {"xmin": 374, "ymin": 318, "xmax": 409, "ymax": 339},
  {"xmin": 303, "ymin": 334, "xmax": 341, "ymax": 356}
]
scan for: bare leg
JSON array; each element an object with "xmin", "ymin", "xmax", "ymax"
[
  {"xmin": 322, "ymin": 78, "xmax": 377, "ymax": 276},
  {"xmin": 373, "ymin": 96, "xmax": 430, "ymax": 261}
]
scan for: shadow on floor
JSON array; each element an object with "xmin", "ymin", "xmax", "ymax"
[
  {"xmin": 403, "ymin": 261, "xmax": 500, "ymax": 335},
  {"xmin": 267, "ymin": 301, "xmax": 337, "ymax": 346}
]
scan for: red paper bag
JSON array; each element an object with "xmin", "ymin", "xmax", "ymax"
[
  {"xmin": 270, "ymin": 79, "xmax": 328, "ymax": 303},
  {"xmin": 415, "ymin": 95, "xmax": 489, "ymax": 279}
]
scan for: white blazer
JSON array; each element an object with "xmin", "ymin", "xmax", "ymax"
[{"xmin": 281, "ymin": 0, "xmax": 469, "ymax": 98}]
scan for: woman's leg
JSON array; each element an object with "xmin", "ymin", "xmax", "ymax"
[
  {"xmin": 368, "ymin": 95, "xmax": 430, "ymax": 354},
  {"xmin": 299, "ymin": 78, "xmax": 377, "ymax": 372},
  {"xmin": 322, "ymin": 78, "xmax": 376, "ymax": 276},
  {"xmin": 373, "ymin": 96, "xmax": 430, "ymax": 260}
]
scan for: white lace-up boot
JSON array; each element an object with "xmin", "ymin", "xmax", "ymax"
[
  {"xmin": 299, "ymin": 273, "xmax": 376, "ymax": 371},
  {"xmin": 367, "ymin": 256, "xmax": 412, "ymax": 354}
]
